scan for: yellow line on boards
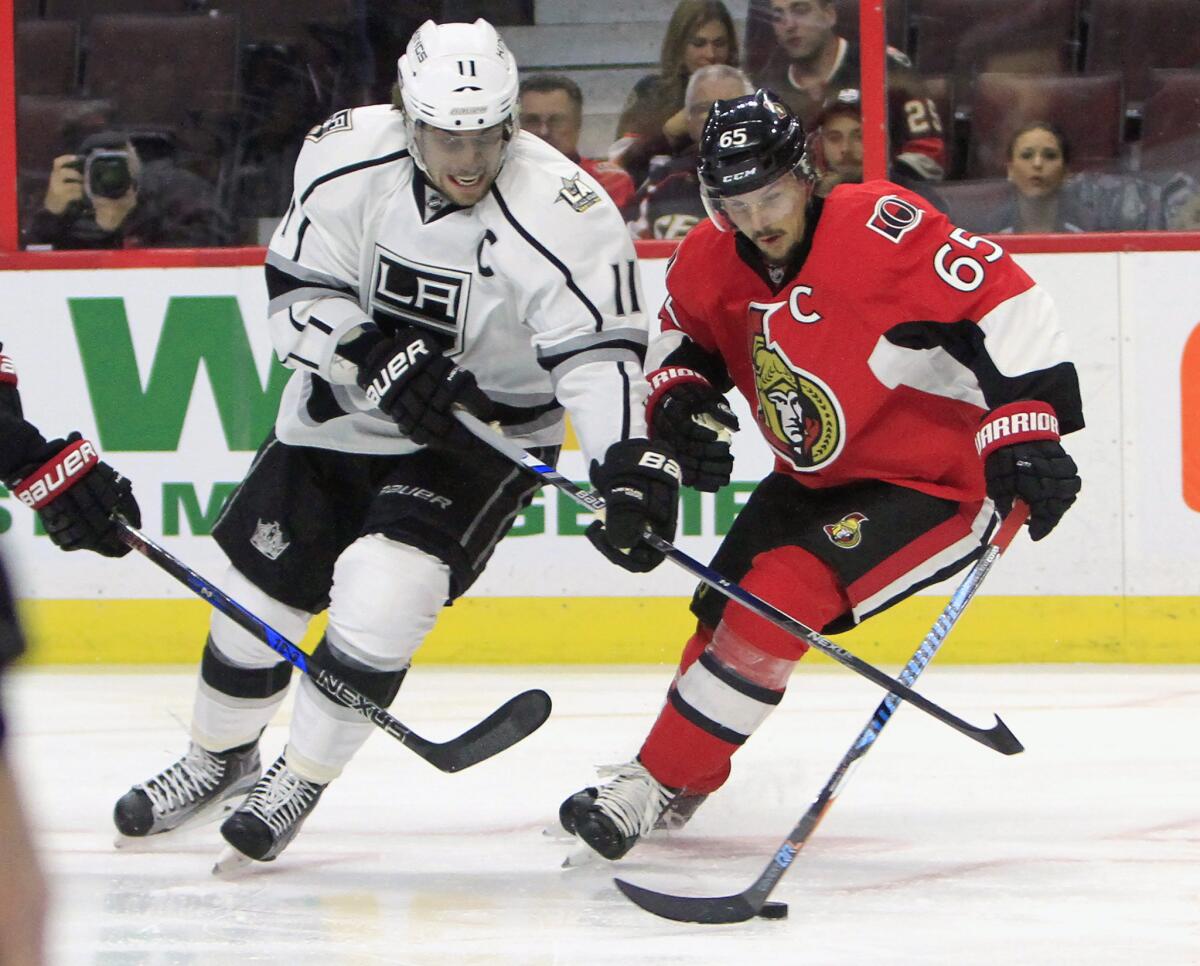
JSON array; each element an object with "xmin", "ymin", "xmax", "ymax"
[{"xmin": 14, "ymin": 596, "xmax": 1200, "ymax": 666}]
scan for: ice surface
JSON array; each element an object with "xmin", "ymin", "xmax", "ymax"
[{"xmin": 5, "ymin": 665, "xmax": 1198, "ymax": 965}]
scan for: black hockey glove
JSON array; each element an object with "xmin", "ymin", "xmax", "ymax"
[
  {"xmin": 7, "ymin": 432, "xmax": 141, "ymax": 557},
  {"xmin": 646, "ymin": 366, "xmax": 739, "ymax": 492},
  {"xmin": 0, "ymin": 344, "xmax": 20, "ymax": 418},
  {"xmin": 976, "ymin": 402, "xmax": 1080, "ymax": 542},
  {"xmin": 357, "ymin": 329, "xmax": 493, "ymax": 448},
  {"xmin": 585, "ymin": 439, "xmax": 681, "ymax": 573}
]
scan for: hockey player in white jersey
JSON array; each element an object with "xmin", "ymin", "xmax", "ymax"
[{"xmin": 112, "ymin": 19, "xmax": 681, "ymax": 869}]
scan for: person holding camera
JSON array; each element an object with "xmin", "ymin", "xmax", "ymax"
[{"xmin": 23, "ymin": 131, "xmax": 235, "ymax": 250}]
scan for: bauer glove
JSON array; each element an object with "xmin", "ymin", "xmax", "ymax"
[
  {"xmin": 976, "ymin": 401, "xmax": 1080, "ymax": 542},
  {"xmin": 645, "ymin": 366, "xmax": 739, "ymax": 492},
  {"xmin": 357, "ymin": 328, "xmax": 493, "ymax": 448},
  {"xmin": 586, "ymin": 438, "xmax": 681, "ymax": 573},
  {"xmin": 6, "ymin": 432, "xmax": 141, "ymax": 557}
]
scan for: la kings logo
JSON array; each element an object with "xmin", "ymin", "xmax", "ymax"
[
  {"xmin": 306, "ymin": 109, "xmax": 352, "ymax": 142},
  {"xmin": 556, "ymin": 173, "xmax": 601, "ymax": 212},
  {"xmin": 371, "ymin": 245, "xmax": 471, "ymax": 353}
]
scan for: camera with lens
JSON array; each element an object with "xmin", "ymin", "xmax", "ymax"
[
  {"xmin": 83, "ymin": 150, "xmax": 134, "ymax": 199},
  {"xmin": 67, "ymin": 132, "xmax": 138, "ymax": 201}
]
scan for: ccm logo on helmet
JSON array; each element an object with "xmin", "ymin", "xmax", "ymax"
[
  {"xmin": 722, "ymin": 168, "xmax": 758, "ymax": 184},
  {"xmin": 364, "ymin": 339, "xmax": 431, "ymax": 404}
]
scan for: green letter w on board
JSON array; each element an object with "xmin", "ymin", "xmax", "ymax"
[{"xmin": 70, "ymin": 296, "xmax": 289, "ymax": 451}]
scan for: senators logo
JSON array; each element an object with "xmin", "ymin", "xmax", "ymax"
[
  {"xmin": 823, "ymin": 512, "xmax": 868, "ymax": 549},
  {"xmin": 752, "ymin": 334, "xmax": 844, "ymax": 471}
]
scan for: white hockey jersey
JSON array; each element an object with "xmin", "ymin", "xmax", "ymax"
[{"xmin": 265, "ymin": 105, "xmax": 651, "ymax": 466}]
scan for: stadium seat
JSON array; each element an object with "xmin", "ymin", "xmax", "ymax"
[
  {"xmin": 911, "ymin": 0, "xmax": 1079, "ymax": 77},
  {"xmin": 1138, "ymin": 70, "xmax": 1200, "ymax": 169},
  {"xmin": 15, "ymin": 19, "xmax": 79, "ymax": 96},
  {"xmin": 16, "ymin": 94, "xmax": 117, "ymax": 225},
  {"xmin": 43, "ymin": 0, "xmax": 192, "ymax": 24},
  {"xmin": 17, "ymin": 95, "xmax": 115, "ymax": 177},
  {"xmin": 82, "ymin": 13, "xmax": 240, "ymax": 127},
  {"xmin": 966, "ymin": 73, "xmax": 1123, "ymax": 179},
  {"xmin": 204, "ymin": 0, "xmax": 351, "ymax": 47},
  {"xmin": 933, "ymin": 178, "xmax": 1011, "ymax": 234},
  {"xmin": 1084, "ymin": 0, "xmax": 1200, "ymax": 104}
]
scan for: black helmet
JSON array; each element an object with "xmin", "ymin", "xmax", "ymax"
[{"xmin": 697, "ymin": 89, "xmax": 813, "ymax": 231}]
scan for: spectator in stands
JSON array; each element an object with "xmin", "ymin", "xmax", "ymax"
[
  {"xmin": 812, "ymin": 88, "xmax": 863, "ymax": 195},
  {"xmin": 753, "ymin": 0, "xmax": 945, "ymax": 181},
  {"xmin": 611, "ymin": 0, "xmax": 740, "ymax": 186},
  {"xmin": 985, "ymin": 122, "xmax": 1162, "ymax": 234},
  {"xmin": 519, "ymin": 74, "xmax": 636, "ymax": 211},
  {"xmin": 811, "ymin": 88, "xmax": 949, "ymax": 211},
  {"xmin": 627, "ymin": 65, "xmax": 753, "ymax": 239},
  {"xmin": 1162, "ymin": 174, "xmax": 1200, "ymax": 231},
  {"xmin": 989, "ymin": 122, "xmax": 1083, "ymax": 233},
  {"xmin": 24, "ymin": 131, "xmax": 234, "ymax": 250}
]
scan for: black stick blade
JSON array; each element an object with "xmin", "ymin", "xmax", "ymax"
[
  {"xmin": 981, "ymin": 715, "xmax": 1024, "ymax": 756},
  {"xmin": 614, "ymin": 877, "xmax": 761, "ymax": 924},
  {"xmin": 421, "ymin": 689, "xmax": 552, "ymax": 773}
]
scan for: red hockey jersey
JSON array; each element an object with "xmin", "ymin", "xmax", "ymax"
[{"xmin": 655, "ymin": 181, "xmax": 1084, "ymax": 503}]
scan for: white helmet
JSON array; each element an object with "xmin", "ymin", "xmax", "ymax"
[{"xmin": 397, "ymin": 19, "xmax": 519, "ymax": 132}]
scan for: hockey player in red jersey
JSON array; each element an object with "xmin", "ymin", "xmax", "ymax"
[{"xmin": 560, "ymin": 89, "xmax": 1083, "ymax": 860}]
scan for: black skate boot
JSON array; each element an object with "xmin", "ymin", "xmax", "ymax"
[
  {"xmin": 654, "ymin": 790, "xmax": 709, "ymax": 831},
  {"xmin": 113, "ymin": 740, "xmax": 261, "ymax": 843},
  {"xmin": 214, "ymin": 754, "xmax": 325, "ymax": 874},
  {"xmin": 559, "ymin": 760, "xmax": 677, "ymax": 860}
]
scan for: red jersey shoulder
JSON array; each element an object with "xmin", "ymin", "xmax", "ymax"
[
  {"xmin": 664, "ymin": 219, "xmax": 733, "ymax": 297},
  {"xmin": 818, "ymin": 180, "xmax": 1034, "ymax": 309},
  {"xmin": 820, "ymin": 180, "xmax": 950, "ymax": 252}
]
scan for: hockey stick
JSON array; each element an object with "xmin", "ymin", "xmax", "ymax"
[
  {"xmin": 114, "ymin": 522, "xmax": 551, "ymax": 773},
  {"xmin": 456, "ymin": 409, "xmax": 1022, "ymax": 757},
  {"xmin": 614, "ymin": 502, "xmax": 1030, "ymax": 923}
]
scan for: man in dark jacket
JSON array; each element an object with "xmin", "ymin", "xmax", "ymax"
[{"xmin": 24, "ymin": 131, "xmax": 234, "ymax": 249}]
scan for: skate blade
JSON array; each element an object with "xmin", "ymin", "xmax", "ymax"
[
  {"xmin": 542, "ymin": 824, "xmax": 574, "ymax": 840},
  {"xmin": 561, "ymin": 844, "xmax": 601, "ymax": 869},
  {"xmin": 212, "ymin": 845, "xmax": 257, "ymax": 879},
  {"xmin": 114, "ymin": 832, "xmax": 180, "ymax": 852}
]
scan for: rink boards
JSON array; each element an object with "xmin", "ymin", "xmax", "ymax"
[{"xmin": 2, "ymin": 248, "xmax": 1198, "ymax": 663}]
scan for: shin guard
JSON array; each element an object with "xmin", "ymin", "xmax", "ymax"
[{"xmin": 640, "ymin": 547, "xmax": 849, "ymax": 792}]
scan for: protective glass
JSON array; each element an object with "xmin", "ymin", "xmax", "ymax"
[
  {"xmin": 702, "ymin": 166, "xmax": 809, "ymax": 234},
  {"xmin": 410, "ymin": 118, "xmax": 514, "ymax": 192}
]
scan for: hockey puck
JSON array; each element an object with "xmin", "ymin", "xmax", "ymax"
[{"xmin": 757, "ymin": 901, "xmax": 789, "ymax": 919}]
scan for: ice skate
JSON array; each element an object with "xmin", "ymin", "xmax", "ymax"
[
  {"xmin": 113, "ymin": 740, "xmax": 261, "ymax": 847},
  {"xmin": 213, "ymin": 754, "xmax": 326, "ymax": 875},
  {"xmin": 654, "ymin": 789, "xmax": 709, "ymax": 831},
  {"xmin": 559, "ymin": 760, "xmax": 678, "ymax": 860}
]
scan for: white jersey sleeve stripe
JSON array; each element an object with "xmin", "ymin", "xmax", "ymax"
[
  {"xmin": 546, "ymin": 346, "xmax": 644, "ymax": 386},
  {"xmin": 535, "ymin": 326, "xmax": 648, "ymax": 361}
]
